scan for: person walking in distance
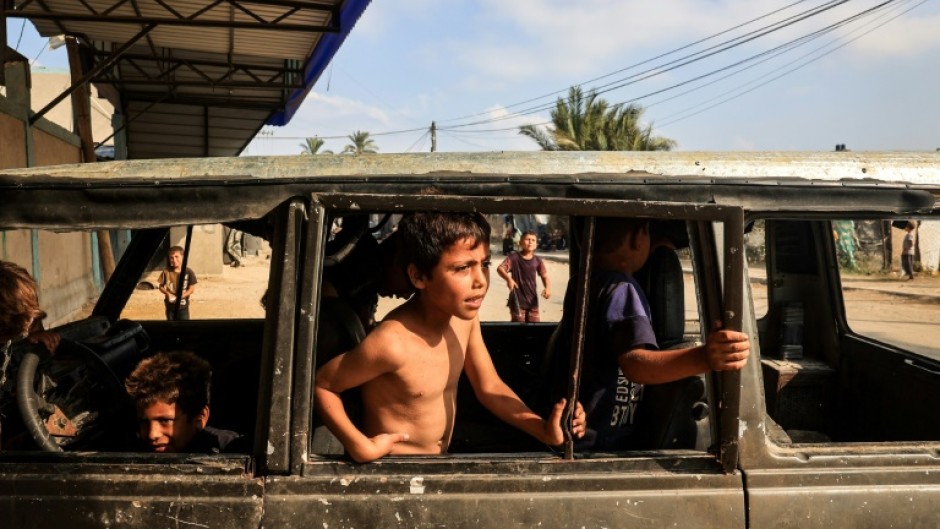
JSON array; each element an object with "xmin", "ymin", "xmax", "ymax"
[
  {"xmin": 497, "ymin": 230, "xmax": 551, "ymax": 323},
  {"xmin": 901, "ymin": 222, "xmax": 917, "ymax": 280}
]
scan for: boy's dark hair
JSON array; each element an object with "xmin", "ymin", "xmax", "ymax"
[
  {"xmin": 168, "ymin": 245, "xmax": 184, "ymax": 255},
  {"xmin": 397, "ymin": 212, "xmax": 491, "ymax": 281},
  {"xmin": 520, "ymin": 230, "xmax": 537, "ymax": 240},
  {"xmin": 125, "ymin": 351, "xmax": 211, "ymax": 419},
  {"xmin": 594, "ymin": 217, "xmax": 648, "ymax": 255},
  {"xmin": 0, "ymin": 260, "xmax": 42, "ymax": 342}
]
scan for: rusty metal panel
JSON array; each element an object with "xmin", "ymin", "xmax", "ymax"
[
  {"xmin": 268, "ymin": 456, "xmax": 744, "ymax": 529},
  {"xmin": 0, "ymin": 460, "xmax": 262, "ymax": 529},
  {"xmin": 746, "ymin": 466, "xmax": 940, "ymax": 529}
]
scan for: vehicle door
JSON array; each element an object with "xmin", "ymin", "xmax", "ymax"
[
  {"xmin": 0, "ymin": 199, "xmax": 306, "ymax": 528},
  {"xmin": 740, "ymin": 206, "xmax": 940, "ymax": 528},
  {"xmin": 260, "ymin": 192, "xmax": 750, "ymax": 529}
]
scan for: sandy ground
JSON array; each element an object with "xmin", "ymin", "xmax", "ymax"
[
  {"xmin": 119, "ymin": 247, "xmax": 940, "ymax": 362},
  {"xmin": 121, "ymin": 247, "xmax": 573, "ymax": 323},
  {"xmin": 122, "ymin": 254, "xmax": 272, "ymax": 320}
]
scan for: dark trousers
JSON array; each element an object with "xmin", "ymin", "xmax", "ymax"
[
  {"xmin": 901, "ymin": 254, "xmax": 915, "ymax": 278},
  {"xmin": 165, "ymin": 304, "xmax": 191, "ymax": 321}
]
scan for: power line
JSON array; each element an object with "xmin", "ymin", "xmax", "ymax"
[
  {"xmin": 273, "ymin": 0, "xmax": 915, "ymax": 148},
  {"xmin": 445, "ymin": 0, "xmax": 896, "ymax": 130},
  {"xmin": 14, "ymin": 20, "xmax": 26, "ymax": 51},
  {"xmin": 403, "ymin": 130, "xmax": 431, "ymax": 153},
  {"xmin": 646, "ymin": 0, "xmax": 916, "ymax": 114},
  {"xmin": 433, "ymin": 0, "xmax": 907, "ymax": 137},
  {"xmin": 440, "ymin": 0, "xmax": 818, "ymax": 123},
  {"xmin": 654, "ymin": 0, "xmax": 929, "ymax": 129}
]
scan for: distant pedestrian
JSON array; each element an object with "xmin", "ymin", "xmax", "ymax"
[
  {"xmin": 497, "ymin": 231, "xmax": 551, "ymax": 323},
  {"xmin": 159, "ymin": 246, "xmax": 197, "ymax": 320},
  {"xmin": 901, "ymin": 222, "xmax": 916, "ymax": 280}
]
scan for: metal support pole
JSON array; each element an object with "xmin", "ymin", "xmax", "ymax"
[
  {"xmin": 30, "ymin": 24, "xmax": 155, "ymax": 125},
  {"xmin": 67, "ymin": 37, "xmax": 115, "ymax": 281}
]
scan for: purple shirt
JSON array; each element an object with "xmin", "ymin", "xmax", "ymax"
[
  {"xmin": 577, "ymin": 269, "xmax": 658, "ymax": 450},
  {"xmin": 498, "ymin": 253, "xmax": 546, "ymax": 310}
]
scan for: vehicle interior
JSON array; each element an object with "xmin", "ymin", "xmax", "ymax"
[
  {"xmin": 310, "ymin": 209, "xmax": 720, "ymax": 459},
  {"xmin": 751, "ymin": 216, "xmax": 940, "ymax": 445},
  {"xmin": 1, "ymin": 200, "xmax": 737, "ymax": 461},
  {"xmin": 22, "ymin": 203, "xmax": 937, "ymax": 461}
]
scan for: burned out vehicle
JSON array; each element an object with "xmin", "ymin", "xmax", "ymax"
[{"xmin": 0, "ymin": 152, "xmax": 939, "ymax": 528}]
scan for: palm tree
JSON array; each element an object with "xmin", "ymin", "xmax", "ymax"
[
  {"xmin": 519, "ymin": 86, "xmax": 675, "ymax": 152},
  {"xmin": 342, "ymin": 130, "xmax": 378, "ymax": 154},
  {"xmin": 299, "ymin": 137, "xmax": 331, "ymax": 155}
]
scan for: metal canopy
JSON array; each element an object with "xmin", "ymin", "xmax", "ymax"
[{"xmin": 5, "ymin": 0, "xmax": 371, "ymax": 158}]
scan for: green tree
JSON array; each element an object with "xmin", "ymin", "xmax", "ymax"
[
  {"xmin": 342, "ymin": 130, "xmax": 379, "ymax": 154},
  {"xmin": 519, "ymin": 86, "xmax": 675, "ymax": 151},
  {"xmin": 299, "ymin": 137, "xmax": 331, "ymax": 155}
]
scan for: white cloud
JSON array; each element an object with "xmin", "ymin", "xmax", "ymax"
[
  {"xmin": 455, "ymin": 0, "xmax": 940, "ymax": 83},
  {"xmin": 834, "ymin": 12, "xmax": 940, "ymax": 59}
]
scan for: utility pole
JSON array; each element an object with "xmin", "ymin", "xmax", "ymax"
[{"xmin": 430, "ymin": 121, "xmax": 437, "ymax": 152}]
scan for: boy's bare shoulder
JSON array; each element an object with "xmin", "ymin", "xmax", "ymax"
[{"xmin": 356, "ymin": 314, "xmax": 416, "ymax": 368}]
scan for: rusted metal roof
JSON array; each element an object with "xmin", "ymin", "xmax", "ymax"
[
  {"xmin": 0, "ymin": 152, "xmax": 936, "ymax": 231},
  {"xmin": 5, "ymin": 0, "xmax": 370, "ymax": 158}
]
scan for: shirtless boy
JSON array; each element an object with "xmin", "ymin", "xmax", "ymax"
[{"xmin": 315, "ymin": 212, "xmax": 585, "ymax": 462}]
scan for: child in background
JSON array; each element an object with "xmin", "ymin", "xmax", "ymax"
[
  {"xmin": 497, "ymin": 231, "xmax": 551, "ymax": 323},
  {"xmin": 158, "ymin": 246, "xmax": 197, "ymax": 320},
  {"xmin": 901, "ymin": 222, "xmax": 916, "ymax": 280}
]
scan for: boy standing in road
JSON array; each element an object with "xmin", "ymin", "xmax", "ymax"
[
  {"xmin": 314, "ymin": 212, "xmax": 584, "ymax": 462},
  {"xmin": 498, "ymin": 231, "xmax": 551, "ymax": 323},
  {"xmin": 158, "ymin": 246, "xmax": 197, "ymax": 320}
]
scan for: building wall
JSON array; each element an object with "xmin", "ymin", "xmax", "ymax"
[
  {"xmin": 0, "ymin": 112, "xmax": 27, "ymax": 169},
  {"xmin": 33, "ymin": 128, "xmax": 82, "ymax": 166},
  {"xmin": 1, "ymin": 57, "xmax": 100, "ymax": 326}
]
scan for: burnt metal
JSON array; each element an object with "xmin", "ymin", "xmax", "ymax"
[
  {"xmin": 289, "ymin": 198, "xmax": 327, "ymax": 474},
  {"xmin": 564, "ymin": 216, "xmax": 594, "ymax": 459},
  {"xmin": 254, "ymin": 199, "xmax": 304, "ymax": 475},
  {"xmin": 719, "ymin": 208, "xmax": 745, "ymax": 474}
]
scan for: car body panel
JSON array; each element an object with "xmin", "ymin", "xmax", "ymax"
[{"xmin": 0, "ymin": 152, "xmax": 938, "ymax": 528}]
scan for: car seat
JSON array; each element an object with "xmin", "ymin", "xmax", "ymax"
[{"xmin": 633, "ymin": 244, "xmax": 708, "ymax": 450}]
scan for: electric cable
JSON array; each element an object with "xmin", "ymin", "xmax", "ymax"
[{"xmin": 654, "ymin": 0, "xmax": 929, "ymax": 129}]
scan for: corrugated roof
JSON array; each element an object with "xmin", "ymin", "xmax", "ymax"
[{"xmin": 9, "ymin": 0, "xmax": 370, "ymax": 158}]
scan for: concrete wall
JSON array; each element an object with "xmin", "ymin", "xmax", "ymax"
[
  {"xmin": 916, "ymin": 221, "xmax": 940, "ymax": 274},
  {"xmin": 169, "ymin": 225, "xmax": 224, "ymax": 278},
  {"xmin": 0, "ymin": 112, "xmax": 27, "ymax": 169},
  {"xmin": 1, "ymin": 56, "xmax": 102, "ymax": 326}
]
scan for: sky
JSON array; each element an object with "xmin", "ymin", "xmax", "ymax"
[{"xmin": 9, "ymin": 0, "xmax": 940, "ymax": 155}]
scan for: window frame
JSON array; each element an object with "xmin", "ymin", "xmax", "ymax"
[{"xmin": 296, "ymin": 193, "xmax": 746, "ymax": 473}]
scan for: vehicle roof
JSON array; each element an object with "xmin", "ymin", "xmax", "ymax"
[{"xmin": 1, "ymin": 152, "xmax": 937, "ymax": 229}]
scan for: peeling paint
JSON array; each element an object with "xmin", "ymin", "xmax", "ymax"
[{"xmin": 409, "ymin": 476, "xmax": 426, "ymax": 494}]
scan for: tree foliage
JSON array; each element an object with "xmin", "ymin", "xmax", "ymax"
[
  {"xmin": 342, "ymin": 130, "xmax": 379, "ymax": 154},
  {"xmin": 299, "ymin": 137, "xmax": 331, "ymax": 155},
  {"xmin": 519, "ymin": 86, "xmax": 676, "ymax": 152}
]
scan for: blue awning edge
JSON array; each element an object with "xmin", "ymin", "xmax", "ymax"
[{"xmin": 266, "ymin": 0, "xmax": 372, "ymax": 127}]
